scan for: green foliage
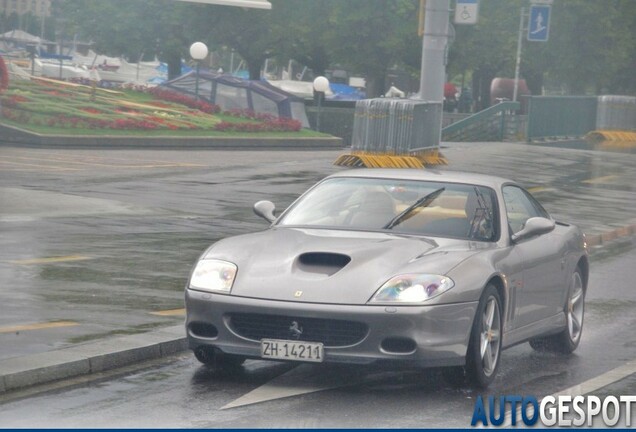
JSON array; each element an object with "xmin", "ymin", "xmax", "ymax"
[
  {"xmin": 545, "ymin": 0, "xmax": 636, "ymax": 94},
  {"xmin": 187, "ymin": 4, "xmax": 278, "ymax": 80},
  {"xmin": 61, "ymin": 0, "xmax": 196, "ymax": 78},
  {"xmin": 448, "ymin": 0, "xmax": 636, "ymax": 102},
  {"xmin": 271, "ymin": 0, "xmax": 338, "ymax": 76},
  {"xmin": 325, "ymin": 0, "xmax": 420, "ymax": 97}
]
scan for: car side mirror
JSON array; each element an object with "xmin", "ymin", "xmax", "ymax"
[
  {"xmin": 511, "ymin": 217, "xmax": 555, "ymax": 243},
  {"xmin": 253, "ymin": 200, "xmax": 276, "ymax": 223}
]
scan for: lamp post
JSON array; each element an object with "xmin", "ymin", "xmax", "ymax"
[
  {"xmin": 189, "ymin": 42, "xmax": 208, "ymax": 100},
  {"xmin": 312, "ymin": 76, "xmax": 329, "ymax": 132}
]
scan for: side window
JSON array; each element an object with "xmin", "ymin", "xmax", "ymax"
[
  {"xmin": 524, "ymin": 190, "xmax": 550, "ymax": 219},
  {"xmin": 502, "ymin": 186, "xmax": 546, "ymax": 234}
]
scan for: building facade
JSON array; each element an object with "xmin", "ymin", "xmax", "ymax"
[{"xmin": 0, "ymin": 0, "xmax": 52, "ymax": 18}]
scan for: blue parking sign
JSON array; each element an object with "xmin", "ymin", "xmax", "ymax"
[{"xmin": 528, "ymin": 5, "xmax": 551, "ymax": 42}]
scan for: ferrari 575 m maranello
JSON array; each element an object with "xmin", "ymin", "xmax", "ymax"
[{"xmin": 185, "ymin": 169, "xmax": 588, "ymax": 387}]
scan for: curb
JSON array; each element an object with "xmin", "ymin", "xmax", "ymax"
[
  {"xmin": 585, "ymin": 222, "xmax": 636, "ymax": 247},
  {"xmin": 0, "ymin": 123, "xmax": 345, "ymax": 150},
  {"xmin": 0, "ymin": 325, "xmax": 186, "ymax": 393}
]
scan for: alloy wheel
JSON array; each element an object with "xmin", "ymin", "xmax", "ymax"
[
  {"xmin": 480, "ymin": 296, "xmax": 501, "ymax": 377},
  {"xmin": 567, "ymin": 271, "xmax": 584, "ymax": 343}
]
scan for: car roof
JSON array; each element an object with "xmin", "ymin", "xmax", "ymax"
[{"xmin": 327, "ymin": 168, "xmax": 514, "ymax": 189}]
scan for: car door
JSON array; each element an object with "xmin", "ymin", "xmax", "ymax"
[{"xmin": 503, "ymin": 185, "xmax": 565, "ymax": 328}]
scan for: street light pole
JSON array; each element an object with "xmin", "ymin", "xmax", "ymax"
[
  {"xmin": 418, "ymin": 0, "xmax": 450, "ymax": 102},
  {"xmin": 196, "ymin": 62, "xmax": 201, "ymax": 99},
  {"xmin": 512, "ymin": 7, "xmax": 526, "ymax": 103},
  {"xmin": 312, "ymin": 76, "xmax": 330, "ymax": 133},
  {"xmin": 189, "ymin": 42, "xmax": 208, "ymax": 101}
]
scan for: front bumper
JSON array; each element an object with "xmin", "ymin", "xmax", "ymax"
[{"xmin": 185, "ymin": 289, "xmax": 478, "ymax": 368}]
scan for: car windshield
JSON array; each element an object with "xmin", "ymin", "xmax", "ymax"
[{"xmin": 278, "ymin": 177, "xmax": 498, "ymax": 241}]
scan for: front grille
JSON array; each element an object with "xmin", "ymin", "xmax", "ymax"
[{"xmin": 228, "ymin": 313, "xmax": 368, "ymax": 347}]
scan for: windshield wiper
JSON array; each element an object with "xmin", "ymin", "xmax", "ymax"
[{"xmin": 383, "ymin": 187, "xmax": 445, "ymax": 229}]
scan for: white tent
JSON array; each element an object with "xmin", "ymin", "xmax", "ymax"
[{"xmin": 0, "ymin": 30, "xmax": 53, "ymax": 45}]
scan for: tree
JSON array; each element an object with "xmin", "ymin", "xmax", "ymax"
[
  {"xmin": 57, "ymin": 0, "xmax": 636, "ymax": 98},
  {"xmin": 272, "ymin": 0, "xmax": 337, "ymax": 77},
  {"xmin": 447, "ymin": 0, "xmax": 636, "ymax": 105},
  {"xmin": 607, "ymin": 1, "xmax": 636, "ymax": 95},
  {"xmin": 325, "ymin": 0, "xmax": 420, "ymax": 97},
  {"xmin": 447, "ymin": 0, "xmax": 522, "ymax": 109},
  {"xmin": 546, "ymin": 0, "xmax": 636, "ymax": 95},
  {"xmin": 185, "ymin": 4, "xmax": 280, "ymax": 80},
  {"xmin": 61, "ymin": 0, "xmax": 194, "ymax": 78}
]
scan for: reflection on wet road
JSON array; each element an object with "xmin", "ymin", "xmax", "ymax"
[
  {"xmin": 531, "ymin": 139, "xmax": 636, "ymax": 154},
  {"xmin": 0, "ymin": 148, "xmax": 338, "ymax": 359},
  {"xmin": 0, "ymin": 142, "xmax": 634, "ymax": 361},
  {"xmin": 0, "ymin": 247, "xmax": 635, "ymax": 427}
]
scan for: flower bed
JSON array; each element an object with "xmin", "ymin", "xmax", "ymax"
[{"xmin": 0, "ymin": 80, "xmax": 302, "ymax": 133}]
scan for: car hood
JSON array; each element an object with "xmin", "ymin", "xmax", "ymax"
[{"xmin": 203, "ymin": 227, "xmax": 489, "ymax": 305}]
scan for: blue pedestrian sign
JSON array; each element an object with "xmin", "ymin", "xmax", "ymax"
[{"xmin": 528, "ymin": 5, "xmax": 551, "ymax": 42}]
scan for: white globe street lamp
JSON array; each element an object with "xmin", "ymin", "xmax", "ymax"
[
  {"xmin": 190, "ymin": 42, "xmax": 209, "ymax": 100},
  {"xmin": 312, "ymin": 76, "xmax": 329, "ymax": 93},
  {"xmin": 312, "ymin": 76, "xmax": 330, "ymax": 132}
]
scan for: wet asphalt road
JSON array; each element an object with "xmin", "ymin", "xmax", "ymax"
[
  {"xmin": 0, "ymin": 140, "xmax": 635, "ymax": 426},
  {"xmin": 0, "ymin": 148, "xmax": 340, "ymax": 358},
  {"xmin": 0, "ymin": 245, "xmax": 635, "ymax": 427},
  {"xmin": 1, "ymin": 141, "xmax": 635, "ymax": 360}
]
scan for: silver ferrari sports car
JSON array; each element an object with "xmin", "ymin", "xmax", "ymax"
[{"xmin": 185, "ymin": 169, "xmax": 588, "ymax": 387}]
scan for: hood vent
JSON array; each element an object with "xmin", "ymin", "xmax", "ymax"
[{"xmin": 295, "ymin": 252, "xmax": 351, "ymax": 277}]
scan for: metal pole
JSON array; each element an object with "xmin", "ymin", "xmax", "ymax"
[
  {"xmin": 316, "ymin": 92, "xmax": 322, "ymax": 132},
  {"xmin": 418, "ymin": 0, "xmax": 450, "ymax": 102},
  {"xmin": 136, "ymin": 52, "xmax": 143, "ymax": 82},
  {"xmin": 40, "ymin": 12, "xmax": 45, "ymax": 39},
  {"xmin": 513, "ymin": 7, "xmax": 525, "ymax": 103},
  {"xmin": 195, "ymin": 62, "xmax": 200, "ymax": 100}
]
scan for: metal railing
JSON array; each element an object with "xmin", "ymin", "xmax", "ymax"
[{"xmin": 441, "ymin": 101, "xmax": 520, "ymax": 142}]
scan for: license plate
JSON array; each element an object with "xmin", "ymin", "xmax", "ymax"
[{"xmin": 261, "ymin": 339, "xmax": 324, "ymax": 363}]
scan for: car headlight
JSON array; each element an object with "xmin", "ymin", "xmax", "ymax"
[
  {"xmin": 189, "ymin": 259, "xmax": 237, "ymax": 294},
  {"xmin": 368, "ymin": 274, "xmax": 454, "ymax": 304}
]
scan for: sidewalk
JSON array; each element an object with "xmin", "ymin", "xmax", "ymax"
[{"xmin": 0, "ymin": 326, "xmax": 185, "ymax": 393}]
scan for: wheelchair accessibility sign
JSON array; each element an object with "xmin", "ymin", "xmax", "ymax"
[
  {"xmin": 455, "ymin": 0, "xmax": 479, "ymax": 25},
  {"xmin": 528, "ymin": 5, "xmax": 551, "ymax": 42}
]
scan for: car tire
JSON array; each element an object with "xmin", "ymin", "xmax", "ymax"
[
  {"xmin": 529, "ymin": 267, "xmax": 585, "ymax": 354},
  {"xmin": 465, "ymin": 284, "xmax": 503, "ymax": 388},
  {"xmin": 194, "ymin": 346, "xmax": 246, "ymax": 369}
]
